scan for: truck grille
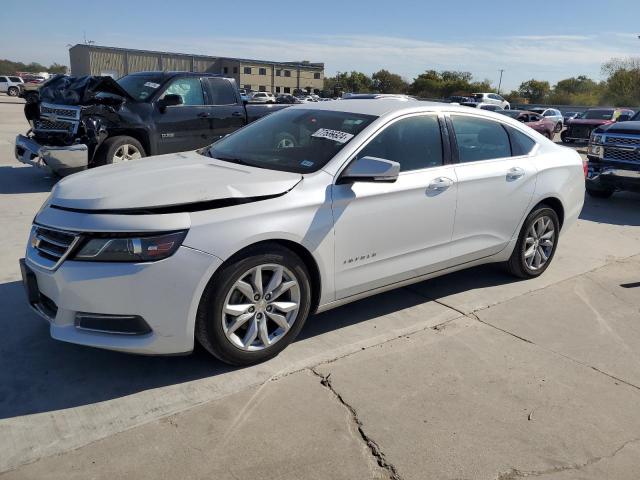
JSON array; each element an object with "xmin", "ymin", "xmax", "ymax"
[
  {"xmin": 605, "ymin": 136, "xmax": 640, "ymax": 147},
  {"xmin": 35, "ymin": 103, "xmax": 80, "ymax": 134},
  {"xmin": 603, "ymin": 147, "xmax": 640, "ymax": 163},
  {"xmin": 569, "ymin": 126, "xmax": 591, "ymax": 139},
  {"xmin": 31, "ymin": 225, "xmax": 80, "ymax": 269}
]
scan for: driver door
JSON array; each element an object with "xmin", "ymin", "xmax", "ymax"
[{"xmin": 331, "ymin": 114, "xmax": 458, "ymax": 300}]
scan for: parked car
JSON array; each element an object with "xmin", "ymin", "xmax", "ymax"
[
  {"xmin": 17, "ymin": 73, "xmax": 65, "ymax": 104},
  {"xmin": 561, "ymin": 108, "xmax": 634, "ymax": 143},
  {"xmin": 276, "ymin": 94, "xmax": 302, "ymax": 104},
  {"xmin": 563, "ymin": 111, "xmax": 582, "ymax": 123},
  {"xmin": 585, "ymin": 109, "xmax": 640, "ymax": 198},
  {"xmin": 460, "ymin": 102, "xmax": 503, "ymax": 111},
  {"xmin": 447, "ymin": 95, "xmax": 474, "ymax": 103},
  {"xmin": 471, "ymin": 92, "xmax": 510, "ymax": 109},
  {"xmin": 20, "ymin": 100, "xmax": 585, "ymax": 365},
  {"xmin": 248, "ymin": 91, "xmax": 276, "ymax": 103},
  {"xmin": 0, "ymin": 75, "xmax": 24, "ymax": 96},
  {"xmin": 15, "ymin": 72, "xmax": 290, "ymax": 176},
  {"xmin": 528, "ymin": 108, "xmax": 564, "ymax": 132},
  {"xmin": 341, "ymin": 93, "xmax": 414, "ymax": 101},
  {"xmin": 499, "ymin": 110, "xmax": 555, "ymax": 139}
]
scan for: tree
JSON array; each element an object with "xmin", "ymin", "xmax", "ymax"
[
  {"xmin": 371, "ymin": 69, "xmax": 408, "ymax": 94},
  {"xmin": 548, "ymin": 75, "xmax": 601, "ymax": 105},
  {"xmin": 48, "ymin": 63, "xmax": 68, "ymax": 74},
  {"xmin": 517, "ymin": 79, "xmax": 551, "ymax": 103},
  {"xmin": 323, "ymin": 71, "xmax": 374, "ymax": 95},
  {"xmin": 0, "ymin": 58, "xmax": 68, "ymax": 75},
  {"xmin": 410, "ymin": 70, "xmax": 492, "ymax": 99},
  {"xmin": 601, "ymin": 57, "xmax": 640, "ymax": 107}
]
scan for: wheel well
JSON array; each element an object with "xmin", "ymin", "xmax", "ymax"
[
  {"xmin": 223, "ymin": 240, "xmax": 322, "ymax": 313},
  {"xmin": 109, "ymin": 130, "xmax": 150, "ymax": 156},
  {"xmin": 535, "ymin": 197, "xmax": 564, "ymax": 228}
]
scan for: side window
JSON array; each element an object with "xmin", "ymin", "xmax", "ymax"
[
  {"xmin": 0, "ymin": 77, "xmax": 7, "ymax": 82},
  {"xmin": 489, "ymin": 94, "xmax": 499, "ymax": 100},
  {"xmin": 9, "ymin": 76, "xmax": 22, "ymax": 82},
  {"xmin": 507, "ymin": 127, "xmax": 537, "ymax": 156},
  {"xmin": 450, "ymin": 115, "xmax": 511, "ymax": 162},
  {"xmin": 543, "ymin": 110, "xmax": 553, "ymax": 117},
  {"xmin": 206, "ymin": 78, "xmax": 237, "ymax": 105},
  {"xmin": 161, "ymin": 77, "xmax": 204, "ymax": 106},
  {"xmin": 357, "ymin": 115, "xmax": 443, "ymax": 172}
]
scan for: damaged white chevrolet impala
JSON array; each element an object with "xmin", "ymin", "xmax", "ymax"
[{"xmin": 20, "ymin": 100, "xmax": 585, "ymax": 365}]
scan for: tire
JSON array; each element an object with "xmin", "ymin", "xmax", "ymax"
[
  {"xmin": 506, "ymin": 205, "xmax": 560, "ymax": 279},
  {"xmin": 586, "ymin": 185, "xmax": 614, "ymax": 199},
  {"xmin": 554, "ymin": 122, "xmax": 562, "ymax": 133},
  {"xmin": 274, "ymin": 132, "xmax": 297, "ymax": 149},
  {"xmin": 7, "ymin": 86, "xmax": 19, "ymax": 97},
  {"xmin": 195, "ymin": 244, "xmax": 312, "ymax": 365},
  {"xmin": 94, "ymin": 135, "xmax": 145, "ymax": 167},
  {"xmin": 560, "ymin": 130, "xmax": 573, "ymax": 144}
]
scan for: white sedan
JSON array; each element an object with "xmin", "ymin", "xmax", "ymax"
[{"xmin": 21, "ymin": 100, "xmax": 585, "ymax": 365}]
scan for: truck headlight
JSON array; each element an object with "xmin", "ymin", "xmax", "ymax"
[
  {"xmin": 73, "ymin": 231, "xmax": 187, "ymax": 262},
  {"xmin": 588, "ymin": 134, "xmax": 604, "ymax": 158}
]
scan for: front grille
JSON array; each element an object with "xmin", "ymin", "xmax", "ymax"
[
  {"xmin": 569, "ymin": 126, "xmax": 591, "ymax": 139},
  {"xmin": 34, "ymin": 119, "xmax": 74, "ymax": 132},
  {"xmin": 605, "ymin": 136, "xmax": 640, "ymax": 147},
  {"xmin": 603, "ymin": 147, "xmax": 640, "ymax": 163},
  {"xmin": 32, "ymin": 226, "xmax": 79, "ymax": 266},
  {"xmin": 41, "ymin": 104, "xmax": 80, "ymax": 120}
]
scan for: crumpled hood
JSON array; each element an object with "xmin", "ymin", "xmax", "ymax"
[
  {"xmin": 567, "ymin": 118, "xmax": 613, "ymax": 127},
  {"xmin": 50, "ymin": 150, "xmax": 302, "ymax": 212},
  {"xmin": 39, "ymin": 75, "xmax": 133, "ymax": 105}
]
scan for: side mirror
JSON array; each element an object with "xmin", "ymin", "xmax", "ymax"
[
  {"xmin": 158, "ymin": 94, "xmax": 183, "ymax": 112},
  {"xmin": 617, "ymin": 114, "xmax": 631, "ymax": 122},
  {"xmin": 338, "ymin": 156, "xmax": 400, "ymax": 184}
]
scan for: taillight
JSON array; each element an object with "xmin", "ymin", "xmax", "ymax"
[{"xmin": 583, "ymin": 158, "xmax": 588, "ymax": 177}]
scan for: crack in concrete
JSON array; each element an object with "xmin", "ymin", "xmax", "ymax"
[
  {"xmin": 496, "ymin": 437, "xmax": 640, "ymax": 479},
  {"xmin": 310, "ymin": 367, "xmax": 403, "ymax": 480}
]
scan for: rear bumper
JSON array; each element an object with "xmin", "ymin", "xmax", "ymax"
[{"xmin": 15, "ymin": 134, "xmax": 88, "ymax": 176}]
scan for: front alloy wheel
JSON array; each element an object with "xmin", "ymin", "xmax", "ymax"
[
  {"xmin": 196, "ymin": 245, "xmax": 312, "ymax": 365},
  {"xmin": 222, "ymin": 264, "xmax": 300, "ymax": 351},
  {"xmin": 113, "ymin": 144, "xmax": 142, "ymax": 163}
]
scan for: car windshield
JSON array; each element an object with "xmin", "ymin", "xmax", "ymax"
[
  {"xmin": 116, "ymin": 74, "xmax": 165, "ymax": 101},
  {"xmin": 631, "ymin": 111, "xmax": 640, "ymax": 121},
  {"xmin": 581, "ymin": 109, "xmax": 614, "ymax": 120},
  {"xmin": 206, "ymin": 108, "xmax": 377, "ymax": 173},
  {"xmin": 500, "ymin": 110, "xmax": 521, "ymax": 118}
]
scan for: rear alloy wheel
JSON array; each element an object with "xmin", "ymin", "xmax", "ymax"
[
  {"xmin": 196, "ymin": 245, "xmax": 312, "ymax": 365},
  {"xmin": 7, "ymin": 86, "xmax": 19, "ymax": 97},
  {"xmin": 507, "ymin": 206, "xmax": 559, "ymax": 279}
]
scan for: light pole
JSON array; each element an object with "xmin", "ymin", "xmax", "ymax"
[{"xmin": 497, "ymin": 69, "xmax": 505, "ymax": 94}]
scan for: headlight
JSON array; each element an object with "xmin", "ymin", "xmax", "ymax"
[
  {"xmin": 590, "ymin": 134, "xmax": 603, "ymax": 144},
  {"xmin": 73, "ymin": 231, "xmax": 187, "ymax": 262}
]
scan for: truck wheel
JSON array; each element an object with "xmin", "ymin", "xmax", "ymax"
[
  {"xmin": 560, "ymin": 130, "xmax": 573, "ymax": 144},
  {"xmin": 94, "ymin": 136, "xmax": 145, "ymax": 167},
  {"xmin": 7, "ymin": 86, "xmax": 19, "ymax": 97},
  {"xmin": 586, "ymin": 185, "xmax": 614, "ymax": 199},
  {"xmin": 275, "ymin": 132, "xmax": 296, "ymax": 149}
]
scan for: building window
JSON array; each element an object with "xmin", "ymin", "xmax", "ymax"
[
  {"xmin": 233, "ymin": 67, "xmax": 238, "ymax": 74},
  {"xmin": 243, "ymin": 67, "xmax": 252, "ymax": 74},
  {"xmin": 275, "ymin": 86, "xmax": 281, "ymax": 93},
  {"xmin": 259, "ymin": 67, "xmax": 267, "ymax": 75},
  {"xmin": 284, "ymin": 70, "xmax": 291, "ymax": 77},
  {"xmin": 223, "ymin": 67, "xmax": 228, "ymax": 74},
  {"xmin": 275, "ymin": 69, "xmax": 281, "ymax": 76},
  {"xmin": 244, "ymin": 84, "xmax": 251, "ymax": 91},
  {"xmin": 284, "ymin": 87, "xmax": 290, "ymax": 93},
  {"xmin": 259, "ymin": 85, "xmax": 266, "ymax": 92},
  {"xmin": 314, "ymin": 72, "xmax": 321, "ymax": 79}
]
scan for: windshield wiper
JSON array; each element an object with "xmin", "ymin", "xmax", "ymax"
[{"xmin": 209, "ymin": 153, "xmax": 252, "ymax": 166}]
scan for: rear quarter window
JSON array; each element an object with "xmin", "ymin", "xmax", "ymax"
[{"xmin": 450, "ymin": 115, "xmax": 511, "ymax": 162}]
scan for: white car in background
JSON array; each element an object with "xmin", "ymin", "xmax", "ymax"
[
  {"xmin": 249, "ymin": 91, "xmax": 276, "ymax": 103},
  {"xmin": 0, "ymin": 75, "xmax": 24, "ymax": 96},
  {"xmin": 472, "ymin": 92, "xmax": 510, "ymax": 110},
  {"xmin": 21, "ymin": 100, "xmax": 584, "ymax": 365}
]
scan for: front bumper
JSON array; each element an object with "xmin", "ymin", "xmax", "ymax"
[
  {"xmin": 22, "ymin": 245, "xmax": 222, "ymax": 355},
  {"xmin": 586, "ymin": 161, "xmax": 640, "ymax": 193},
  {"xmin": 15, "ymin": 134, "xmax": 88, "ymax": 176}
]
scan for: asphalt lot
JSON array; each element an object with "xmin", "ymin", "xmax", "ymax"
[{"xmin": 1, "ymin": 94, "xmax": 639, "ymax": 479}]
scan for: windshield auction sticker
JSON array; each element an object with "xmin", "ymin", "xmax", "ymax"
[{"xmin": 311, "ymin": 128, "xmax": 354, "ymax": 144}]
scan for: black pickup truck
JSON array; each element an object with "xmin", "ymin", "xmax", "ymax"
[
  {"xmin": 15, "ymin": 71, "xmax": 289, "ymax": 176},
  {"xmin": 586, "ymin": 112, "xmax": 640, "ymax": 198}
]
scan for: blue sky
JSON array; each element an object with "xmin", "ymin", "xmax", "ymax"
[{"xmin": 2, "ymin": 0, "xmax": 640, "ymax": 90}]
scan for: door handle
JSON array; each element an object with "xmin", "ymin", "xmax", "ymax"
[
  {"xmin": 198, "ymin": 112, "xmax": 211, "ymax": 118},
  {"xmin": 506, "ymin": 167, "xmax": 525, "ymax": 180},
  {"xmin": 427, "ymin": 177, "xmax": 454, "ymax": 191},
  {"xmin": 231, "ymin": 111, "xmax": 244, "ymax": 117}
]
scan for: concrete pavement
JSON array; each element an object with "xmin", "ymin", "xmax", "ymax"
[{"xmin": 1, "ymin": 96, "xmax": 640, "ymax": 479}]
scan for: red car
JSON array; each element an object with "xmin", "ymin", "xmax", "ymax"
[
  {"xmin": 500, "ymin": 110, "xmax": 555, "ymax": 139},
  {"xmin": 561, "ymin": 108, "xmax": 634, "ymax": 143}
]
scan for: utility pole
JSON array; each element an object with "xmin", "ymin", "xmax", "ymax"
[{"xmin": 497, "ymin": 69, "xmax": 505, "ymax": 94}]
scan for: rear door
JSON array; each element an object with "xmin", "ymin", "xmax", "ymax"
[
  {"xmin": 0, "ymin": 76, "xmax": 8, "ymax": 93},
  {"xmin": 153, "ymin": 76, "xmax": 212, "ymax": 154},
  {"xmin": 447, "ymin": 113, "xmax": 537, "ymax": 263},
  {"xmin": 332, "ymin": 113, "xmax": 458, "ymax": 299},
  {"xmin": 203, "ymin": 77, "xmax": 246, "ymax": 143}
]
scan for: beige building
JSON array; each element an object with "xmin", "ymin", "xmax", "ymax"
[{"xmin": 69, "ymin": 44, "xmax": 324, "ymax": 94}]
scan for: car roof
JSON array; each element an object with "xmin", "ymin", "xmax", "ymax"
[
  {"xmin": 290, "ymin": 98, "xmax": 512, "ymax": 118},
  {"xmin": 126, "ymin": 71, "xmax": 225, "ymax": 79}
]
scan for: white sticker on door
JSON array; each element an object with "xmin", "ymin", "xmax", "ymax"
[{"xmin": 311, "ymin": 128, "xmax": 354, "ymax": 144}]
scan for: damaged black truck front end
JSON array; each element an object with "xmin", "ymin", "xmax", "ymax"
[
  {"xmin": 15, "ymin": 75, "xmax": 143, "ymax": 176},
  {"xmin": 15, "ymin": 71, "xmax": 288, "ymax": 176}
]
